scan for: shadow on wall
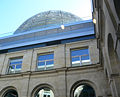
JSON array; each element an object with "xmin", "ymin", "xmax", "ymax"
[
  {"xmin": 114, "ymin": 0, "xmax": 120, "ymax": 20},
  {"xmin": 107, "ymin": 33, "xmax": 120, "ymax": 74}
]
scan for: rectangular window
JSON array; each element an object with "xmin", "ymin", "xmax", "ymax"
[
  {"xmin": 37, "ymin": 53, "xmax": 54, "ymax": 70},
  {"xmin": 8, "ymin": 57, "xmax": 23, "ymax": 73},
  {"xmin": 71, "ymin": 48, "xmax": 91, "ymax": 66}
]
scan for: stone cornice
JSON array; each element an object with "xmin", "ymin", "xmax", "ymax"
[{"xmin": 0, "ymin": 64, "xmax": 102, "ymax": 78}]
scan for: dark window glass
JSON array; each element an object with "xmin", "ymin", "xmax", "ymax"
[
  {"xmin": 114, "ymin": 0, "xmax": 120, "ymax": 19},
  {"xmin": 74, "ymin": 85, "xmax": 96, "ymax": 97},
  {"xmin": 4, "ymin": 89, "xmax": 18, "ymax": 97}
]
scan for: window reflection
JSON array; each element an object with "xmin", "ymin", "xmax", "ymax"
[
  {"xmin": 36, "ymin": 88, "xmax": 54, "ymax": 97},
  {"xmin": 37, "ymin": 53, "xmax": 54, "ymax": 70},
  {"xmin": 8, "ymin": 57, "xmax": 22, "ymax": 74},
  {"xmin": 3, "ymin": 89, "xmax": 18, "ymax": 97},
  {"xmin": 71, "ymin": 49, "xmax": 90, "ymax": 66},
  {"xmin": 74, "ymin": 85, "xmax": 95, "ymax": 97}
]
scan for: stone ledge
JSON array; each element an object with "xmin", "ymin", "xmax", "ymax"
[
  {"xmin": 110, "ymin": 73, "xmax": 120, "ymax": 78},
  {"xmin": 0, "ymin": 64, "xmax": 102, "ymax": 78}
]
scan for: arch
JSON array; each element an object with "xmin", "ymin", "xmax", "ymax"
[
  {"xmin": 107, "ymin": 33, "xmax": 119, "ymax": 73},
  {"xmin": 31, "ymin": 83, "xmax": 55, "ymax": 97},
  {"xmin": 70, "ymin": 80, "xmax": 96, "ymax": 97},
  {"xmin": 113, "ymin": 0, "xmax": 120, "ymax": 20},
  {"xmin": 0, "ymin": 86, "xmax": 18, "ymax": 97}
]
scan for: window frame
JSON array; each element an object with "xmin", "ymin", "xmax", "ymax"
[
  {"xmin": 7, "ymin": 57, "xmax": 23, "ymax": 74},
  {"xmin": 71, "ymin": 48, "xmax": 91, "ymax": 67},
  {"xmin": 72, "ymin": 84, "xmax": 96, "ymax": 97},
  {"xmin": 2, "ymin": 89, "xmax": 18, "ymax": 97},
  {"xmin": 37, "ymin": 52, "xmax": 54, "ymax": 71},
  {"xmin": 34, "ymin": 87, "xmax": 54, "ymax": 97}
]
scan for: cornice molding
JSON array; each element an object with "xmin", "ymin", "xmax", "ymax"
[{"xmin": 0, "ymin": 64, "xmax": 102, "ymax": 78}]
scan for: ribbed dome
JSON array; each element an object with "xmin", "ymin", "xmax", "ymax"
[{"xmin": 14, "ymin": 10, "xmax": 82, "ymax": 34}]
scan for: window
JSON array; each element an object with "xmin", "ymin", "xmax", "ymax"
[
  {"xmin": 8, "ymin": 57, "xmax": 23, "ymax": 74},
  {"xmin": 3, "ymin": 89, "xmax": 18, "ymax": 97},
  {"xmin": 37, "ymin": 53, "xmax": 54, "ymax": 70},
  {"xmin": 35, "ymin": 87, "xmax": 54, "ymax": 97},
  {"xmin": 74, "ymin": 84, "xmax": 96, "ymax": 97},
  {"xmin": 71, "ymin": 48, "xmax": 90, "ymax": 66}
]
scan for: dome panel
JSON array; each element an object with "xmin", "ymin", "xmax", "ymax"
[{"xmin": 14, "ymin": 10, "xmax": 82, "ymax": 34}]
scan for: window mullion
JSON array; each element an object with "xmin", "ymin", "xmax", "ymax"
[
  {"xmin": 79, "ymin": 56, "xmax": 82, "ymax": 66},
  {"xmin": 15, "ymin": 64, "xmax": 16, "ymax": 73},
  {"xmin": 45, "ymin": 60, "xmax": 46, "ymax": 70}
]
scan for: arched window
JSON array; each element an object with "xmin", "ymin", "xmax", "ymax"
[
  {"xmin": 71, "ymin": 82, "xmax": 96, "ymax": 97},
  {"xmin": 35, "ymin": 87, "xmax": 54, "ymax": 97},
  {"xmin": 3, "ymin": 89, "xmax": 18, "ymax": 97},
  {"xmin": 74, "ymin": 84, "xmax": 95, "ymax": 97}
]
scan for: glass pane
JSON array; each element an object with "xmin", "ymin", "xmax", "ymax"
[
  {"xmin": 10, "ymin": 58, "xmax": 23, "ymax": 62},
  {"xmin": 38, "ymin": 54, "xmax": 54, "ymax": 61},
  {"xmin": 16, "ymin": 64, "xmax": 22, "ymax": 69},
  {"xmin": 4, "ymin": 89, "xmax": 18, "ymax": 97},
  {"xmin": 9, "ymin": 65, "xmax": 15, "ymax": 73},
  {"xmin": 72, "ymin": 57, "xmax": 80, "ymax": 66},
  {"xmin": 48, "ymin": 95, "xmax": 50, "ymax": 97},
  {"xmin": 72, "ymin": 57, "xmax": 79, "ymax": 62},
  {"xmin": 71, "ymin": 49, "xmax": 89, "ymax": 56},
  {"xmin": 37, "ymin": 62, "xmax": 45, "ymax": 70},
  {"xmin": 36, "ymin": 88, "xmax": 54, "ymax": 97},
  {"xmin": 38, "ymin": 62, "xmax": 45, "ymax": 66},
  {"xmin": 81, "ymin": 55, "xmax": 89, "ymax": 60},
  {"xmin": 38, "ymin": 55, "xmax": 47, "ymax": 61},
  {"xmin": 8, "ymin": 58, "xmax": 23, "ymax": 74},
  {"xmin": 46, "ymin": 60, "xmax": 54, "ymax": 66},
  {"xmin": 37, "ymin": 67, "xmax": 45, "ymax": 71},
  {"xmin": 9, "ymin": 65, "xmax": 15, "ymax": 69},
  {"xmin": 74, "ymin": 85, "xmax": 96, "ymax": 97},
  {"xmin": 46, "ymin": 54, "xmax": 54, "ymax": 60},
  {"xmin": 46, "ymin": 60, "xmax": 54, "ymax": 70},
  {"xmin": 10, "ymin": 61, "xmax": 22, "ymax": 65},
  {"xmin": 81, "ymin": 55, "xmax": 90, "ymax": 65}
]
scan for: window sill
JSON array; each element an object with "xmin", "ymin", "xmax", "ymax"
[{"xmin": 67, "ymin": 63, "xmax": 102, "ymax": 71}]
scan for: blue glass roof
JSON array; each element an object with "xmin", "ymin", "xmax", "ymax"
[{"xmin": 0, "ymin": 20, "xmax": 94, "ymax": 50}]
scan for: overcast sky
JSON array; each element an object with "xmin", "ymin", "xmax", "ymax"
[{"xmin": 0, "ymin": 0, "xmax": 92, "ymax": 34}]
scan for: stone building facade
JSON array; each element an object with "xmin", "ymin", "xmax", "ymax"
[
  {"xmin": 0, "ymin": 0, "xmax": 120, "ymax": 97},
  {"xmin": 93, "ymin": 0, "xmax": 120, "ymax": 97}
]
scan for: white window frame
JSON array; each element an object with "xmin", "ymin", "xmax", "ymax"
[
  {"xmin": 71, "ymin": 48, "xmax": 91, "ymax": 66},
  {"xmin": 8, "ymin": 57, "xmax": 23, "ymax": 74},
  {"xmin": 37, "ymin": 53, "xmax": 54, "ymax": 70}
]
